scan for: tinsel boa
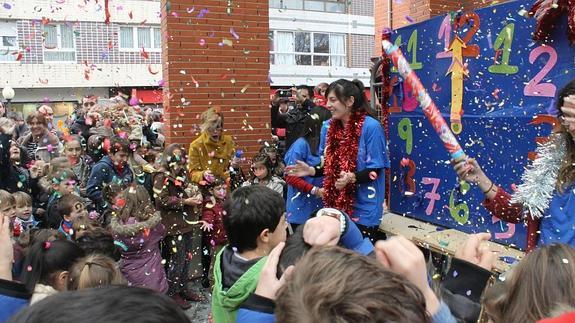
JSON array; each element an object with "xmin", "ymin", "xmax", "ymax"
[
  {"xmin": 529, "ymin": 0, "xmax": 575, "ymax": 44},
  {"xmin": 510, "ymin": 133, "xmax": 567, "ymax": 219},
  {"xmin": 322, "ymin": 111, "xmax": 367, "ymax": 215}
]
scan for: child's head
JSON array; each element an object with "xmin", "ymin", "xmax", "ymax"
[
  {"xmin": 108, "ymin": 136, "xmax": 130, "ymax": 167},
  {"xmin": 64, "ymin": 135, "xmax": 85, "ymax": 165},
  {"xmin": 57, "ymin": 194, "xmax": 87, "ymax": 223},
  {"xmin": 72, "ymin": 215, "xmax": 100, "ymax": 239},
  {"xmin": 275, "ymin": 246, "xmax": 430, "ymax": 323},
  {"xmin": 483, "ymin": 243, "xmax": 575, "ymax": 323},
  {"xmin": 21, "ymin": 239, "xmax": 85, "ymax": 293},
  {"xmin": 116, "ymin": 185, "xmax": 155, "ymax": 222},
  {"xmin": 199, "ymin": 176, "xmax": 227, "ymax": 200},
  {"xmin": 0, "ymin": 189, "xmax": 16, "ymax": 219},
  {"xmin": 251, "ymin": 152, "xmax": 273, "ymax": 181},
  {"xmin": 75, "ymin": 227, "xmax": 122, "ymax": 261},
  {"xmin": 277, "ymin": 225, "xmax": 310, "ymax": 278},
  {"xmin": 68, "ymin": 254, "xmax": 125, "ymax": 290},
  {"xmin": 161, "ymin": 143, "xmax": 187, "ymax": 174},
  {"xmin": 223, "ymin": 185, "xmax": 286, "ymax": 254},
  {"xmin": 50, "ymin": 168, "xmax": 79, "ymax": 196},
  {"xmin": 259, "ymin": 145, "xmax": 279, "ymax": 165},
  {"xmin": 13, "ymin": 191, "xmax": 33, "ymax": 221}
]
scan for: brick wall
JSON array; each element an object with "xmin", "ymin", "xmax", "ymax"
[
  {"xmin": 350, "ymin": 34, "xmax": 373, "ymax": 68},
  {"xmin": 373, "ymin": 0, "xmax": 512, "ymax": 55},
  {"xmin": 161, "ymin": 0, "xmax": 271, "ymax": 157},
  {"xmin": 350, "ymin": 0, "xmax": 374, "ymax": 16}
]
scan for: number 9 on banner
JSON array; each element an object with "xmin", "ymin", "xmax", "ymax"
[{"xmin": 398, "ymin": 118, "xmax": 413, "ymax": 155}]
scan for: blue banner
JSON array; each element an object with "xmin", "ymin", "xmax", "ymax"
[{"xmin": 388, "ymin": 0, "xmax": 575, "ymax": 249}]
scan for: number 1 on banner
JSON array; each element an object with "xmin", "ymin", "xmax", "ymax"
[
  {"xmin": 391, "ymin": 30, "xmax": 423, "ymax": 72},
  {"xmin": 422, "ymin": 177, "xmax": 440, "ymax": 215},
  {"xmin": 488, "ymin": 23, "xmax": 518, "ymax": 75},
  {"xmin": 436, "ymin": 14, "xmax": 452, "ymax": 59}
]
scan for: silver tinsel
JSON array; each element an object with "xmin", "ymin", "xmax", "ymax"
[{"xmin": 510, "ymin": 133, "xmax": 567, "ymax": 219}]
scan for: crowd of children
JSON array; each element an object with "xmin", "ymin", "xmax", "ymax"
[{"xmin": 0, "ymin": 80, "xmax": 575, "ymax": 323}]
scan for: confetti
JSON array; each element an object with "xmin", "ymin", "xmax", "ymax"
[
  {"xmin": 240, "ymin": 84, "xmax": 250, "ymax": 93},
  {"xmin": 141, "ymin": 47, "xmax": 149, "ymax": 59},
  {"xmin": 148, "ymin": 64, "xmax": 159, "ymax": 75},
  {"xmin": 3, "ymin": 2, "xmax": 11, "ymax": 9},
  {"xmin": 186, "ymin": 7, "xmax": 195, "ymax": 13},
  {"xmin": 230, "ymin": 27, "xmax": 240, "ymax": 40},
  {"xmin": 199, "ymin": 38, "xmax": 206, "ymax": 46},
  {"xmin": 405, "ymin": 15, "xmax": 414, "ymax": 23},
  {"xmin": 197, "ymin": 8, "xmax": 209, "ymax": 18}
]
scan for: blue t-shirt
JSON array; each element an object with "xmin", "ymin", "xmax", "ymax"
[
  {"xmin": 539, "ymin": 186, "xmax": 575, "ymax": 246},
  {"xmin": 350, "ymin": 116, "xmax": 390, "ymax": 227},
  {"xmin": 284, "ymin": 138, "xmax": 323, "ymax": 224}
]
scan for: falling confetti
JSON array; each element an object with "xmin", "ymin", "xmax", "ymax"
[
  {"xmin": 230, "ymin": 27, "xmax": 240, "ymax": 40},
  {"xmin": 197, "ymin": 8, "xmax": 209, "ymax": 18}
]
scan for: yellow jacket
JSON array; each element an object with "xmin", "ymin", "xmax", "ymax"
[{"xmin": 188, "ymin": 132, "xmax": 235, "ymax": 183}]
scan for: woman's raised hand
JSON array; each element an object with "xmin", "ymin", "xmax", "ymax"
[{"xmin": 285, "ymin": 160, "xmax": 314, "ymax": 177}]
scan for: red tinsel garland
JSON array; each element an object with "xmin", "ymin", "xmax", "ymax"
[
  {"xmin": 322, "ymin": 111, "xmax": 367, "ymax": 215},
  {"xmin": 529, "ymin": 0, "xmax": 575, "ymax": 43}
]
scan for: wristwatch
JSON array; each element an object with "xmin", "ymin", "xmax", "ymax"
[{"xmin": 316, "ymin": 208, "xmax": 347, "ymax": 235}]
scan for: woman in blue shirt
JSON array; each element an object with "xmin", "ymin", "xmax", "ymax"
[{"xmin": 286, "ymin": 79, "xmax": 390, "ymax": 242}]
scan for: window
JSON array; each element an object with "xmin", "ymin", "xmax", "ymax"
[
  {"xmin": 270, "ymin": 0, "xmax": 345, "ymax": 13},
  {"xmin": 271, "ymin": 31, "xmax": 345, "ymax": 67},
  {"xmin": 43, "ymin": 24, "xmax": 76, "ymax": 62},
  {"xmin": 0, "ymin": 21, "xmax": 18, "ymax": 62},
  {"xmin": 120, "ymin": 26, "xmax": 161, "ymax": 50}
]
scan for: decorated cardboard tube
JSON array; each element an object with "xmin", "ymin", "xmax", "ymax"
[{"xmin": 382, "ymin": 40, "xmax": 466, "ymax": 160}]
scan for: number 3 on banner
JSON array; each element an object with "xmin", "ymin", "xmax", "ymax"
[
  {"xmin": 449, "ymin": 188, "xmax": 469, "ymax": 225},
  {"xmin": 524, "ymin": 45, "xmax": 557, "ymax": 97}
]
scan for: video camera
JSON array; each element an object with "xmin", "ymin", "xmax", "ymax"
[{"xmin": 275, "ymin": 88, "xmax": 294, "ymax": 101}]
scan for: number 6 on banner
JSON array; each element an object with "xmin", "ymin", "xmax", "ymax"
[{"xmin": 449, "ymin": 188, "xmax": 469, "ymax": 225}]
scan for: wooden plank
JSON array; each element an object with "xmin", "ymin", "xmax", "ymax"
[{"xmin": 380, "ymin": 212, "xmax": 525, "ymax": 273}]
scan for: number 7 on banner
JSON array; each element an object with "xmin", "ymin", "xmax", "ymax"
[{"xmin": 422, "ymin": 177, "xmax": 440, "ymax": 215}]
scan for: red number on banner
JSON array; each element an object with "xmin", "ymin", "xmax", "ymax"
[
  {"xmin": 528, "ymin": 114, "xmax": 560, "ymax": 160},
  {"xmin": 492, "ymin": 216, "xmax": 516, "ymax": 239},
  {"xmin": 436, "ymin": 14, "xmax": 452, "ymax": 59},
  {"xmin": 524, "ymin": 45, "xmax": 558, "ymax": 98},
  {"xmin": 400, "ymin": 158, "xmax": 416, "ymax": 195},
  {"xmin": 403, "ymin": 81, "xmax": 419, "ymax": 112},
  {"xmin": 422, "ymin": 177, "xmax": 440, "ymax": 215},
  {"xmin": 455, "ymin": 12, "xmax": 480, "ymax": 57}
]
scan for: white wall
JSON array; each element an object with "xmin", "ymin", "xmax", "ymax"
[
  {"xmin": 0, "ymin": 0, "xmax": 161, "ymax": 23},
  {"xmin": 270, "ymin": 65, "xmax": 370, "ymax": 87},
  {"xmin": 0, "ymin": 63, "xmax": 162, "ymax": 89},
  {"xmin": 269, "ymin": 9, "xmax": 375, "ymax": 35},
  {"xmin": 7, "ymin": 87, "xmax": 109, "ymax": 103}
]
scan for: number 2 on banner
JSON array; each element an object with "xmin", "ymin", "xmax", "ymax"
[
  {"xmin": 524, "ymin": 45, "xmax": 557, "ymax": 97},
  {"xmin": 488, "ymin": 23, "xmax": 518, "ymax": 75},
  {"xmin": 422, "ymin": 177, "xmax": 440, "ymax": 215},
  {"xmin": 449, "ymin": 188, "xmax": 469, "ymax": 225},
  {"xmin": 398, "ymin": 118, "xmax": 413, "ymax": 155}
]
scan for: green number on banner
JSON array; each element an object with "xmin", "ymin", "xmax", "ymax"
[
  {"xmin": 488, "ymin": 23, "xmax": 519, "ymax": 75},
  {"xmin": 449, "ymin": 188, "xmax": 469, "ymax": 225},
  {"xmin": 390, "ymin": 30, "xmax": 422, "ymax": 72},
  {"xmin": 391, "ymin": 36, "xmax": 402, "ymax": 73},
  {"xmin": 398, "ymin": 118, "xmax": 413, "ymax": 154},
  {"xmin": 407, "ymin": 29, "xmax": 423, "ymax": 70}
]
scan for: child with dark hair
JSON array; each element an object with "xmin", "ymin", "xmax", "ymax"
[
  {"xmin": 100, "ymin": 181, "xmax": 124, "ymax": 227},
  {"xmin": 44, "ymin": 168, "xmax": 80, "ymax": 230},
  {"xmin": 55, "ymin": 194, "xmax": 88, "ymax": 239},
  {"xmin": 86, "ymin": 136, "xmax": 133, "ymax": 212},
  {"xmin": 63, "ymin": 134, "xmax": 93, "ymax": 194},
  {"xmin": 21, "ymin": 239, "xmax": 85, "ymax": 304},
  {"xmin": 110, "ymin": 185, "xmax": 167, "ymax": 293},
  {"xmin": 211, "ymin": 185, "xmax": 288, "ymax": 322},
  {"xmin": 243, "ymin": 152, "xmax": 285, "ymax": 195},
  {"xmin": 198, "ymin": 176, "xmax": 228, "ymax": 287},
  {"xmin": 75, "ymin": 227, "xmax": 122, "ymax": 261}
]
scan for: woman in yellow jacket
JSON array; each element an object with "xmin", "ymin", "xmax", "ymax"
[{"xmin": 188, "ymin": 108, "xmax": 237, "ymax": 185}]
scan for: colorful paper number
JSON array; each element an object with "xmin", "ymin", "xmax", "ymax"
[
  {"xmin": 400, "ymin": 158, "xmax": 416, "ymax": 195},
  {"xmin": 403, "ymin": 81, "xmax": 419, "ymax": 112},
  {"xmin": 398, "ymin": 118, "xmax": 413, "ymax": 154},
  {"xmin": 422, "ymin": 177, "xmax": 440, "ymax": 215},
  {"xmin": 455, "ymin": 12, "xmax": 480, "ymax": 57},
  {"xmin": 391, "ymin": 29, "xmax": 423, "ymax": 72},
  {"xmin": 491, "ymin": 216, "xmax": 516, "ymax": 239},
  {"xmin": 488, "ymin": 23, "xmax": 519, "ymax": 75},
  {"xmin": 449, "ymin": 188, "xmax": 469, "ymax": 225},
  {"xmin": 524, "ymin": 45, "xmax": 558, "ymax": 98},
  {"xmin": 436, "ymin": 14, "xmax": 452, "ymax": 59},
  {"xmin": 528, "ymin": 114, "xmax": 560, "ymax": 160}
]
